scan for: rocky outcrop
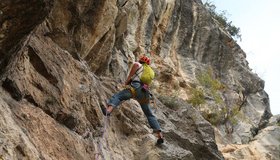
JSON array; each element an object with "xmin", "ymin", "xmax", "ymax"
[
  {"xmin": 0, "ymin": 0, "xmax": 279, "ymax": 159},
  {"xmin": 219, "ymin": 121, "xmax": 280, "ymax": 160}
]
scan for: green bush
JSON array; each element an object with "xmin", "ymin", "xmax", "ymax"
[
  {"xmin": 202, "ymin": 107, "xmax": 227, "ymax": 126},
  {"xmin": 226, "ymin": 105, "xmax": 244, "ymax": 126},
  {"xmin": 204, "ymin": 1, "xmax": 242, "ymax": 41},
  {"xmin": 202, "ymin": 112, "xmax": 220, "ymax": 125},
  {"xmin": 197, "ymin": 68, "xmax": 224, "ymax": 90},
  {"xmin": 212, "ymin": 91, "xmax": 223, "ymax": 104},
  {"xmin": 201, "ymin": 105, "xmax": 243, "ymax": 126},
  {"xmin": 196, "ymin": 68, "xmax": 224, "ymax": 104},
  {"xmin": 187, "ymin": 87, "xmax": 205, "ymax": 107}
]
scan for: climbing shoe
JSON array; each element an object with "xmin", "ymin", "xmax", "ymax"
[
  {"xmin": 155, "ymin": 131, "xmax": 164, "ymax": 145},
  {"xmin": 156, "ymin": 138, "xmax": 164, "ymax": 145},
  {"xmin": 100, "ymin": 104, "xmax": 110, "ymax": 116}
]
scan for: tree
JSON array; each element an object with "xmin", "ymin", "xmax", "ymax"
[{"xmin": 203, "ymin": 1, "xmax": 242, "ymax": 41}]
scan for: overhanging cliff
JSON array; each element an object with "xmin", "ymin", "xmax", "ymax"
[{"xmin": 0, "ymin": 0, "xmax": 279, "ymax": 159}]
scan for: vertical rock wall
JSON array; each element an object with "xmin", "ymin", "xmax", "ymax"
[{"xmin": 0, "ymin": 0, "xmax": 279, "ymax": 159}]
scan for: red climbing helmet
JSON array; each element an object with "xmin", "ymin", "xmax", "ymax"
[{"xmin": 139, "ymin": 55, "xmax": 151, "ymax": 65}]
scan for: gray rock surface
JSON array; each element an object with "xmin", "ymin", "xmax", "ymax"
[{"xmin": 0, "ymin": 0, "xmax": 279, "ymax": 159}]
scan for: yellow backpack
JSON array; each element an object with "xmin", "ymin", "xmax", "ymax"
[{"xmin": 139, "ymin": 63, "xmax": 155, "ymax": 85}]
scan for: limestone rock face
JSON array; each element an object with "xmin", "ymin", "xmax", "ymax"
[{"xmin": 0, "ymin": 0, "xmax": 279, "ymax": 159}]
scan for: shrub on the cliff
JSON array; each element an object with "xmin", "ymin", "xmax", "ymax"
[
  {"xmin": 197, "ymin": 68, "xmax": 224, "ymax": 104},
  {"xmin": 197, "ymin": 68, "xmax": 224, "ymax": 90},
  {"xmin": 203, "ymin": 1, "xmax": 242, "ymax": 41},
  {"xmin": 202, "ymin": 112, "xmax": 220, "ymax": 125},
  {"xmin": 188, "ymin": 68, "xmax": 224, "ymax": 107},
  {"xmin": 228, "ymin": 105, "xmax": 239, "ymax": 125},
  {"xmin": 201, "ymin": 104, "xmax": 244, "ymax": 126},
  {"xmin": 201, "ymin": 107, "xmax": 226, "ymax": 126},
  {"xmin": 187, "ymin": 87, "xmax": 206, "ymax": 106},
  {"xmin": 225, "ymin": 105, "xmax": 246, "ymax": 126}
]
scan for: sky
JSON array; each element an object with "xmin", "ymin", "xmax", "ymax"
[{"xmin": 202, "ymin": 0, "xmax": 280, "ymax": 115}]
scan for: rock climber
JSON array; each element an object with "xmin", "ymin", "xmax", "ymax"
[{"xmin": 101, "ymin": 55, "xmax": 164, "ymax": 144}]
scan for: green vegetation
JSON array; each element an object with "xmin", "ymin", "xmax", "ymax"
[
  {"xmin": 199, "ymin": 68, "xmax": 224, "ymax": 102},
  {"xmin": 201, "ymin": 108, "xmax": 226, "ymax": 126},
  {"xmin": 227, "ymin": 105, "xmax": 240, "ymax": 125},
  {"xmin": 186, "ymin": 67, "xmax": 246, "ymax": 127},
  {"xmin": 202, "ymin": 105, "xmax": 242, "ymax": 126},
  {"xmin": 197, "ymin": 68, "xmax": 223, "ymax": 91},
  {"xmin": 187, "ymin": 87, "xmax": 205, "ymax": 107},
  {"xmin": 203, "ymin": 1, "xmax": 242, "ymax": 41},
  {"xmin": 188, "ymin": 68, "xmax": 224, "ymax": 107}
]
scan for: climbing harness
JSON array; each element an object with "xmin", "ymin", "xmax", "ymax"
[
  {"xmin": 128, "ymin": 85, "xmax": 151, "ymax": 105},
  {"xmin": 128, "ymin": 86, "xmax": 137, "ymax": 98}
]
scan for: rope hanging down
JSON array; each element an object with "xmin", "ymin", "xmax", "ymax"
[{"xmin": 94, "ymin": 101, "xmax": 112, "ymax": 160}]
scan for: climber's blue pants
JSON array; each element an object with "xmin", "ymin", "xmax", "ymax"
[{"xmin": 107, "ymin": 82, "xmax": 161, "ymax": 132}]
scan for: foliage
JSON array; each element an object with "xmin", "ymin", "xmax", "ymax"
[
  {"xmin": 226, "ymin": 105, "xmax": 244, "ymax": 126},
  {"xmin": 227, "ymin": 106, "xmax": 238, "ymax": 125},
  {"xmin": 197, "ymin": 68, "xmax": 224, "ymax": 104},
  {"xmin": 203, "ymin": 1, "xmax": 242, "ymax": 41},
  {"xmin": 197, "ymin": 68, "xmax": 224, "ymax": 90},
  {"xmin": 188, "ymin": 68, "xmax": 225, "ymax": 107},
  {"xmin": 187, "ymin": 68, "xmax": 246, "ymax": 127},
  {"xmin": 201, "ymin": 104, "xmax": 244, "ymax": 126},
  {"xmin": 187, "ymin": 87, "xmax": 206, "ymax": 107},
  {"xmin": 201, "ymin": 107, "xmax": 228, "ymax": 125},
  {"xmin": 190, "ymin": 67, "xmax": 245, "ymax": 126},
  {"xmin": 202, "ymin": 110, "xmax": 221, "ymax": 125}
]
